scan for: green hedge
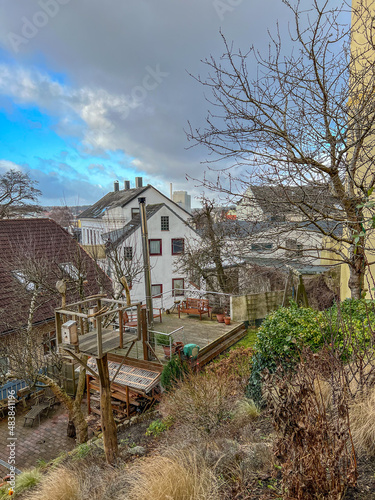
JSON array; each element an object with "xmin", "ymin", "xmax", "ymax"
[
  {"xmin": 247, "ymin": 302, "xmax": 324, "ymax": 403},
  {"xmin": 247, "ymin": 299, "xmax": 375, "ymax": 403}
]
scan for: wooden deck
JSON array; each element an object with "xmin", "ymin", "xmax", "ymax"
[
  {"xmin": 78, "ymin": 328, "xmax": 137, "ymax": 357},
  {"xmin": 68, "ymin": 312, "xmax": 246, "ymax": 364},
  {"xmin": 112, "ymin": 312, "xmax": 245, "ymax": 363}
]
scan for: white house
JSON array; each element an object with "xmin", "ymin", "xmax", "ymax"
[
  {"xmin": 79, "ymin": 179, "xmax": 200, "ymax": 304},
  {"xmin": 79, "ymin": 178, "xmax": 190, "ymax": 247}
]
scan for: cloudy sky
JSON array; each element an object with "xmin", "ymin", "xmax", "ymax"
[{"xmin": 0, "ymin": 0, "xmax": 320, "ymax": 206}]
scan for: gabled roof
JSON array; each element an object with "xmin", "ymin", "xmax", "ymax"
[
  {"xmin": 211, "ymin": 219, "xmax": 343, "ymax": 238},
  {"xmin": 240, "ymin": 184, "xmax": 341, "ymax": 218},
  {"xmin": 78, "ymin": 186, "xmax": 148, "ymax": 219},
  {"xmin": 79, "ymin": 184, "xmax": 191, "ymax": 219},
  {"xmin": 103, "ymin": 203, "xmax": 195, "ymax": 248},
  {"xmin": 103, "ymin": 204, "xmax": 165, "ymax": 246},
  {"xmin": 0, "ymin": 218, "xmax": 112, "ymax": 334}
]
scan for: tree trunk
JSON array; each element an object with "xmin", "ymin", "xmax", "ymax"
[
  {"xmin": 348, "ymin": 265, "xmax": 365, "ymax": 299},
  {"xmin": 67, "ymin": 416, "xmax": 76, "ymax": 438},
  {"xmin": 96, "ymin": 354, "xmax": 118, "ymax": 464},
  {"xmin": 37, "ymin": 374, "xmax": 88, "ymax": 444},
  {"xmin": 72, "ymin": 355, "xmax": 89, "ymax": 444},
  {"xmin": 348, "ymin": 243, "xmax": 366, "ymax": 300}
]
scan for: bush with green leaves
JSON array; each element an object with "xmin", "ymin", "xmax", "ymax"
[
  {"xmin": 324, "ymin": 299, "xmax": 375, "ymax": 358},
  {"xmin": 145, "ymin": 418, "xmax": 173, "ymax": 437},
  {"xmin": 160, "ymin": 355, "xmax": 190, "ymax": 391},
  {"xmin": 247, "ymin": 303, "xmax": 324, "ymax": 403}
]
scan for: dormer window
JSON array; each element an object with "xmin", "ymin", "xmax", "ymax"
[{"xmin": 131, "ymin": 208, "xmax": 140, "ymax": 219}]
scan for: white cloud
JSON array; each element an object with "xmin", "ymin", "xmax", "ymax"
[{"xmin": 0, "ymin": 159, "xmax": 23, "ymax": 173}]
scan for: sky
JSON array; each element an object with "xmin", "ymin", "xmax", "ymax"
[{"xmin": 0, "ymin": 0, "xmax": 338, "ymax": 206}]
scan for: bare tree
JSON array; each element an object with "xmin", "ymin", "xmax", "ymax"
[
  {"xmin": 49, "ymin": 205, "xmax": 74, "ymax": 229},
  {"xmin": 104, "ymin": 233, "xmax": 146, "ymax": 300},
  {"xmin": 188, "ymin": 0, "xmax": 375, "ymax": 299},
  {"xmin": 0, "ymin": 226, "xmax": 111, "ymax": 443},
  {"xmin": 0, "ymin": 169, "xmax": 41, "ymax": 218},
  {"xmin": 177, "ymin": 198, "xmax": 242, "ymax": 294}
]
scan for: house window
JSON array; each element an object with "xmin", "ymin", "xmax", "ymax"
[
  {"xmin": 172, "ymin": 238, "xmax": 184, "ymax": 255},
  {"xmin": 151, "ymin": 284, "xmax": 163, "ymax": 298},
  {"xmin": 286, "ymin": 239, "xmax": 303, "ymax": 257},
  {"xmin": 131, "ymin": 208, "xmax": 140, "ymax": 219},
  {"xmin": 124, "ymin": 246, "xmax": 133, "ymax": 260},
  {"xmin": 172, "ymin": 278, "xmax": 184, "ymax": 296},
  {"xmin": 90, "ymin": 229, "xmax": 93, "ymax": 245},
  {"xmin": 251, "ymin": 243, "xmax": 273, "ymax": 252},
  {"xmin": 149, "ymin": 239, "xmax": 162, "ymax": 256},
  {"xmin": 161, "ymin": 216, "xmax": 169, "ymax": 231}
]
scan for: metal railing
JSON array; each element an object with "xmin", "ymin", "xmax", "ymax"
[
  {"xmin": 148, "ymin": 326, "xmax": 185, "ymax": 355},
  {"xmin": 151, "ymin": 288, "xmax": 232, "ymax": 315}
]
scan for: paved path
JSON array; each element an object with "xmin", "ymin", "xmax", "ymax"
[{"xmin": 0, "ymin": 404, "xmax": 77, "ymax": 473}]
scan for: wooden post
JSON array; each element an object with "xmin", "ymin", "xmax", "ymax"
[
  {"xmin": 55, "ymin": 311, "xmax": 62, "ymax": 346},
  {"xmin": 141, "ymin": 308, "xmax": 149, "ymax": 361},
  {"xmin": 86, "ymin": 374, "xmax": 91, "ymax": 415},
  {"xmin": 78, "ymin": 304, "xmax": 85, "ymax": 336},
  {"xmin": 96, "ymin": 354, "xmax": 118, "ymax": 464},
  {"xmin": 97, "ymin": 298, "xmax": 103, "ymax": 358},
  {"xmin": 126, "ymin": 385, "xmax": 130, "ymax": 418},
  {"xmin": 119, "ymin": 309, "xmax": 123, "ymax": 349}
]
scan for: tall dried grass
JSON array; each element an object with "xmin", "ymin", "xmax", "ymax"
[
  {"xmin": 23, "ymin": 467, "xmax": 80, "ymax": 500},
  {"xmin": 160, "ymin": 370, "xmax": 236, "ymax": 435},
  {"xmin": 349, "ymin": 386, "xmax": 375, "ymax": 456},
  {"xmin": 122, "ymin": 448, "xmax": 219, "ymax": 500}
]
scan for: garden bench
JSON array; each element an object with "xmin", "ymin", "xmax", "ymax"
[
  {"xmin": 23, "ymin": 402, "xmax": 50, "ymax": 427},
  {"xmin": 178, "ymin": 298, "xmax": 210, "ymax": 320}
]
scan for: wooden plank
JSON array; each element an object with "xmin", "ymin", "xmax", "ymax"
[{"xmin": 108, "ymin": 353, "xmax": 163, "ymax": 372}]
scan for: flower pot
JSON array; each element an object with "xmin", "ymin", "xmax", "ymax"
[
  {"xmin": 224, "ymin": 316, "xmax": 231, "ymax": 325},
  {"xmin": 162, "ymin": 342, "xmax": 184, "ymax": 359},
  {"xmin": 216, "ymin": 313, "xmax": 225, "ymax": 323}
]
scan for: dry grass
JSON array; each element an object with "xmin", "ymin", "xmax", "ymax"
[
  {"xmin": 122, "ymin": 448, "xmax": 219, "ymax": 500},
  {"xmin": 232, "ymin": 398, "xmax": 260, "ymax": 424},
  {"xmin": 160, "ymin": 370, "xmax": 236, "ymax": 435},
  {"xmin": 349, "ymin": 386, "xmax": 375, "ymax": 456},
  {"xmin": 23, "ymin": 467, "xmax": 81, "ymax": 500}
]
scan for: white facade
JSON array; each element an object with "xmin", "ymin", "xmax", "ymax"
[
  {"xmin": 80, "ymin": 185, "xmax": 190, "ymax": 246},
  {"xmin": 112, "ymin": 204, "xmax": 198, "ymax": 304}
]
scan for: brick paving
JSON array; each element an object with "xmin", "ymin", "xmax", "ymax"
[{"xmin": 0, "ymin": 403, "xmax": 77, "ymax": 474}]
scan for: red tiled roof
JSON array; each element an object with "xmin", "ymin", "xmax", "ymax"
[{"xmin": 0, "ymin": 218, "xmax": 112, "ymax": 334}]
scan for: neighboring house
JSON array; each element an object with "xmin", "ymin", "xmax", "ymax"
[
  {"xmin": 79, "ymin": 178, "xmax": 190, "ymax": 252},
  {"xmin": 0, "ymin": 218, "xmax": 112, "ymax": 341},
  {"xmin": 103, "ymin": 203, "xmax": 200, "ymax": 303},
  {"xmin": 236, "ymin": 184, "xmax": 340, "ymax": 223}
]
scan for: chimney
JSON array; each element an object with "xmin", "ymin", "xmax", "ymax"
[
  {"xmin": 114, "ymin": 180, "xmax": 120, "ymax": 192},
  {"xmin": 124, "ymin": 180, "xmax": 130, "ymax": 190},
  {"xmin": 135, "ymin": 177, "xmax": 143, "ymax": 188}
]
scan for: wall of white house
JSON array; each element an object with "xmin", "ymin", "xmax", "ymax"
[
  {"xmin": 236, "ymin": 228, "xmax": 324, "ymax": 265},
  {"xmin": 108, "ymin": 205, "xmax": 199, "ymax": 306}
]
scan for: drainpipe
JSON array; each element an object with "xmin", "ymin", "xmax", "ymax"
[{"xmin": 138, "ymin": 197, "xmax": 153, "ymax": 328}]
